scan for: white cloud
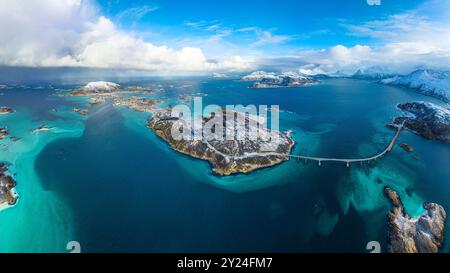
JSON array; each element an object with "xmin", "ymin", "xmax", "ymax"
[
  {"xmin": 116, "ymin": 5, "xmax": 159, "ymax": 26},
  {"xmin": 0, "ymin": 0, "xmax": 253, "ymax": 73},
  {"xmin": 252, "ymin": 31, "xmax": 292, "ymax": 47},
  {"xmin": 296, "ymin": 0, "xmax": 450, "ymax": 75}
]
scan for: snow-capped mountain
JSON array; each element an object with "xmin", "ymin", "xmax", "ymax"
[
  {"xmin": 241, "ymin": 71, "xmax": 318, "ymax": 88},
  {"xmin": 212, "ymin": 73, "xmax": 228, "ymax": 79},
  {"xmin": 241, "ymin": 71, "xmax": 279, "ymax": 82},
  {"xmin": 81, "ymin": 81, "xmax": 121, "ymax": 93},
  {"xmin": 381, "ymin": 69, "xmax": 450, "ymax": 103},
  {"xmin": 352, "ymin": 66, "xmax": 395, "ymax": 80}
]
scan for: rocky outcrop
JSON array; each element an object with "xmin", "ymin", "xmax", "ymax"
[
  {"xmin": 0, "ymin": 163, "xmax": 18, "ymax": 208},
  {"xmin": 147, "ymin": 110, "xmax": 295, "ymax": 176},
  {"xmin": 384, "ymin": 187, "xmax": 446, "ymax": 253},
  {"xmin": 389, "ymin": 102, "xmax": 450, "ymax": 144},
  {"xmin": 399, "ymin": 143, "xmax": 414, "ymax": 152},
  {"xmin": 0, "ymin": 127, "xmax": 8, "ymax": 140}
]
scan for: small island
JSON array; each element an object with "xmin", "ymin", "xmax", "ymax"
[
  {"xmin": 241, "ymin": 71, "xmax": 319, "ymax": 88},
  {"xmin": 0, "ymin": 84, "xmax": 7, "ymax": 89},
  {"xmin": 0, "ymin": 106, "xmax": 14, "ymax": 115},
  {"xmin": 399, "ymin": 143, "xmax": 414, "ymax": 153},
  {"xmin": 66, "ymin": 82, "xmax": 161, "ymax": 113},
  {"xmin": 384, "ymin": 187, "xmax": 446, "ymax": 253},
  {"xmin": 388, "ymin": 102, "xmax": 450, "ymax": 144},
  {"xmin": 147, "ymin": 110, "xmax": 295, "ymax": 176},
  {"xmin": 0, "ymin": 163, "xmax": 18, "ymax": 210},
  {"xmin": 30, "ymin": 124, "xmax": 53, "ymax": 133},
  {"xmin": 0, "ymin": 127, "xmax": 8, "ymax": 140},
  {"xmin": 72, "ymin": 108, "xmax": 90, "ymax": 116},
  {"xmin": 67, "ymin": 81, "xmax": 157, "ymax": 105}
]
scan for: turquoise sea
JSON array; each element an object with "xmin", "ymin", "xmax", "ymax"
[{"xmin": 0, "ymin": 77, "xmax": 449, "ymax": 252}]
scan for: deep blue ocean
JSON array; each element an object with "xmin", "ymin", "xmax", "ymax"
[{"xmin": 1, "ymin": 77, "xmax": 449, "ymax": 252}]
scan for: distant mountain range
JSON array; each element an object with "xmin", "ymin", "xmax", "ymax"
[{"xmin": 380, "ymin": 69, "xmax": 450, "ymax": 103}]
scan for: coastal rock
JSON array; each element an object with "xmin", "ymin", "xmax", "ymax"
[
  {"xmin": 381, "ymin": 69, "xmax": 450, "ymax": 103},
  {"xmin": 384, "ymin": 187, "xmax": 446, "ymax": 253},
  {"xmin": 389, "ymin": 102, "xmax": 450, "ymax": 144},
  {"xmin": 241, "ymin": 71, "xmax": 318, "ymax": 88},
  {"xmin": 0, "ymin": 163, "xmax": 18, "ymax": 208},
  {"xmin": 147, "ymin": 110, "xmax": 295, "ymax": 176},
  {"xmin": 0, "ymin": 106, "xmax": 14, "ymax": 114}
]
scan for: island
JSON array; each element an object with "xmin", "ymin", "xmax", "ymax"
[
  {"xmin": 241, "ymin": 71, "xmax": 319, "ymax": 88},
  {"xmin": 0, "ymin": 163, "xmax": 18, "ymax": 210},
  {"xmin": 384, "ymin": 187, "xmax": 446, "ymax": 253},
  {"xmin": 388, "ymin": 102, "xmax": 450, "ymax": 144},
  {"xmin": 147, "ymin": 110, "xmax": 295, "ymax": 176},
  {"xmin": 0, "ymin": 84, "xmax": 7, "ymax": 89},
  {"xmin": 0, "ymin": 106, "xmax": 14, "ymax": 114},
  {"xmin": 30, "ymin": 124, "xmax": 53, "ymax": 133},
  {"xmin": 399, "ymin": 143, "xmax": 414, "ymax": 153},
  {"xmin": 72, "ymin": 108, "xmax": 90, "ymax": 116}
]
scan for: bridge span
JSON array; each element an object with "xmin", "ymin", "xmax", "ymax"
[{"xmin": 283, "ymin": 123, "xmax": 404, "ymax": 167}]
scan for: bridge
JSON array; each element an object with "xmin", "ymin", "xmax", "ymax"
[{"xmin": 283, "ymin": 123, "xmax": 404, "ymax": 168}]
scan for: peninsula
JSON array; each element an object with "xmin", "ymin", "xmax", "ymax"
[
  {"xmin": 0, "ymin": 163, "xmax": 18, "ymax": 210},
  {"xmin": 388, "ymin": 102, "xmax": 450, "ymax": 144}
]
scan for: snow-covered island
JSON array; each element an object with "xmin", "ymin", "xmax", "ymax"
[
  {"xmin": 148, "ymin": 109, "xmax": 295, "ymax": 176},
  {"xmin": 67, "ymin": 81, "xmax": 157, "ymax": 106},
  {"xmin": 241, "ymin": 71, "xmax": 319, "ymax": 88},
  {"xmin": 381, "ymin": 69, "xmax": 450, "ymax": 103}
]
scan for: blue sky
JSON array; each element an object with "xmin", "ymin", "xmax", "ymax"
[
  {"xmin": 0, "ymin": 0, "xmax": 449, "ymax": 74},
  {"xmin": 97, "ymin": 0, "xmax": 423, "ymax": 50}
]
